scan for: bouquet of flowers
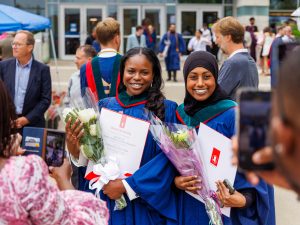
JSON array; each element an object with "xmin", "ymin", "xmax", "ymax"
[
  {"xmin": 61, "ymin": 88, "xmax": 127, "ymax": 210},
  {"xmin": 62, "ymin": 90, "xmax": 104, "ymax": 164},
  {"xmin": 148, "ymin": 112, "xmax": 223, "ymax": 225}
]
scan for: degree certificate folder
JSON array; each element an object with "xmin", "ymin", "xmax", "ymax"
[
  {"xmin": 85, "ymin": 108, "xmax": 150, "ymax": 179},
  {"xmin": 187, "ymin": 122, "xmax": 237, "ymax": 217}
]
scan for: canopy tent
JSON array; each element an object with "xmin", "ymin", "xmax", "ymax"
[
  {"xmin": 0, "ymin": 4, "xmax": 60, "ymax": 91},
  {"xmin": 0, "ymin": 4, "xmax": 51, "ymax": 32}
]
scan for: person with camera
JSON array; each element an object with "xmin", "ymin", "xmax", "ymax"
[
  {"xmin": 0, "ymin": 80, "xmax": 109, "ymax": 224},
  {"xmin": 233, "ymin": 47, "xmax": 300, "ymax": 197},
  {"xmin": 174, "ymin": 51, "xmax": 275, "ymax": 225}
]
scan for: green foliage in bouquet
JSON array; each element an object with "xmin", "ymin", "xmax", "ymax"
[
  {"xmin": 163, "ymin": 126, "xmax": 193, "ymax": 149},
  {"xmin": 63, "ymin": 107, "xmax": 104, "ymax": 163}
]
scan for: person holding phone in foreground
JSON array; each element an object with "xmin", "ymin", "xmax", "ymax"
[
  {"xmin": 0, "ymin": 80, "xmax": 108, "ymax": 224},
  {"xmin": 174, "ymin": 51, "xmax": 275, "ymax": 225},
  {"xmin": 233, "ymin": 47, "xmax": 300, "ymax": 196}
]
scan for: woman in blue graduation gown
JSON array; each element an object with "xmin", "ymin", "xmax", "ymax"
[
  {"xmin": 175, "ymin": 51, "xmax": 275, "ymax": 225},
  {"xmin": 98, "ymin": 47, "xmax": 178, "ymax": 225}
]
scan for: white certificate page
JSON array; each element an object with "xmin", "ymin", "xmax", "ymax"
[
  {"xmin": 187, "ymin": 122, "xmax": 237, "ymax": 217},
  {"xmin": 100, "ymin": 108, "xmax": 150, "ymax": 177}
]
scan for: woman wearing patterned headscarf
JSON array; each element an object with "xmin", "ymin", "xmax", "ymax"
[{"xmin": 175, "ymin": 51, "xmax": 275, "ymax": 225}]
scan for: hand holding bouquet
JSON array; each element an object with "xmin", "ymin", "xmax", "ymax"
[
  {"xmin": 61, "ymin": 89, "xmax": 126, "ymax": 210},
  {"xmin": 63, "ymin": 107, "xmax": 104, "ymax": 163},
  {"xmin": 148, "ymin": 112, "xmax": 223, "ymax": 225}
]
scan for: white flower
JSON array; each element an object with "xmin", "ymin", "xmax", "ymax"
[
  {"xmin": 89, "ymin": 124, "xmax": 97, "ymax": 136},
  {"xmin": 62, "ymin": 107, "xmax": 73, "ymax": 120},
  {"xmin": 87, "ymin": 108, "xmax": 97, "ymax": 120},
  {"xmin": 78, "ymin": 108, "xmax": 97, "ymax": 123}
]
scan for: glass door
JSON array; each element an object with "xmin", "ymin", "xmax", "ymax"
[
  {"xmin": 61, "ymin": 7, "xmax": 81, "ymax": 58},
  {"xmin": 177, "ymin": 4, "xmax": 223, "ymax": 53},
  {"xmin": 85, "ymin": 8, "xmax": 103, "ymax": 43},
  {"xmin": 203, "ymin": 11, "xmax": 218, "ymax": 26},
  {"xmin": 118, "ymin": 5, "xmax": 165, "ymax": 54},
  {"xmin": 118, "ymin": 6, "xmax": 140, "ymax": 54},
  {"xmin": 59, "ymin": 4, "xmax": 106, "ymax": 59}
]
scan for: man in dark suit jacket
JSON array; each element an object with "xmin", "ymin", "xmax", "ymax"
[{"xmin": 0, "ymin": 30, "xmax": 51, "ymax": 129}]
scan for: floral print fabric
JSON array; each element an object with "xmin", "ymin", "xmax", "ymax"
[{"xmin": 0, "ymin": 155, "xmax": 108, "ymax": 225}]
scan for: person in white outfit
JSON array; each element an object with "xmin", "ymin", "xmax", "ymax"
[
  {"xmin": 261, "ymin": 27, "xmax": 274, "ymax": 75},
  {"xmin": 187, "ymin": 29, "xmax": 212, "ymax": 52}
]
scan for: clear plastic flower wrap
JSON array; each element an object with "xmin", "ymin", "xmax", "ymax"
[
  {"xmin": 147, "ymin": 111, "xmax": 223, "ymax": 225},
  {"xmin": 61, "ymin": 88, "xmax": 127, "ymax": 210},
  {"xmin": 61, "ymin": 88, "xmax": 104, "ymax": 163}
]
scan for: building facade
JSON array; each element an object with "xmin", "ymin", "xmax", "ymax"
[{"xmin": 1, "ymin": 0, "xmax": 298, "ymax": 59}]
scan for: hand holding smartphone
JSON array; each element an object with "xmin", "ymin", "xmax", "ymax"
[
  {"xmin": 236, "ymin": 88, "xmax": 275, "ymax": 171},
  {"xmin": 22, "ymin": 127, "xmax": 65, "ymax": 167},
  {"xmin": 45, "ymin": 130, "xmax": 65, "ymax": 167}
]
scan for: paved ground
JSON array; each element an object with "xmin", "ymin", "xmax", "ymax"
[{"xmin": 49, "ymin": 59, "xmax": 300, "ymax": 225}]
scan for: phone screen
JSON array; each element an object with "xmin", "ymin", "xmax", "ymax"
[
  {"xmin": 45, "ymin": 130, "xmax": 65, "ymax": 167},
  {"xmin": 238, "ymin": 90, "xmax": 274, "ymax": 170}
]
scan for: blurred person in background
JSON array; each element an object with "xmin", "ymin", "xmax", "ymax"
[
  {"xmin": 243, "ymin": 25, "xmax": 252, "ymax": 52},
  {"xmin": 246, "ymin": 17, "xmax": 258, "ymax": 61},
  {"xmin": 159, "ymin": 23, "xmax": 186, "ymax": 82},
  {"xmin": 261, "ymin": 27, "xmax": 274, "ymax": 76},
  {"xmin": 212, "ymin": 17, "xmax": 258, "ymax": 100},
  {"xmin": 0, "ymin": 80, "xmax": 108, "ymax": 224},
  {"xmin": 0, "ymin": 30, "xmax": 51, "ymax": 132},
  {"xmin": 145, "ymin": 24, "xmax": 157, "ymax": 52},
  {"xmin": 64, "ymin": 45, "xmax": 97, "ymax": 107},
  {"xmin": 0, "ymin": 32, "xmax": 14, "ymax": 61},
  {"xmin": 282, "ymin": 26, "xmax": 295, "ymax": 43},
  {"xmin": 187, "ymin": 29, "xmax": 212, "ymax": 52},
  {"xmin": 126, "ymin": 25, "xmax": 146, "ymax": 52},
  {"xmin": 85, "ymin": 26, "xmax": 96, "ymax": 45},
  {"xmin": 269, "ymin": 25, "xmax": 285, "ymax": 88},
  {"xmin": 201, "ymin": 23, "xmax": 213, "ymax": 52}
]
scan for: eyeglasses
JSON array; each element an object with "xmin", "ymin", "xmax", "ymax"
[{"xmin": 11, "ymin": 42, "xmax": 29, "ymax": 48}]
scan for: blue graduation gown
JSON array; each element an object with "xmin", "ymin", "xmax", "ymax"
[
  {"xmin": 95, "ymin": 97, "xmax": 178, "ymax": 225},
  {"xmin": 177, "ymin": 107, "xmax": 276, "ymax": 225},
  {"xmin": 159, "ymin": 32, "xmax": 185, "ymax": 71}
]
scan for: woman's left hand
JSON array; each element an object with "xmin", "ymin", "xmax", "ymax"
[
  {"xmin": 102, "ymin": 179, "xmax": 126, "ymax": 200},
  {"xmin": 216, "ymin": 180, "xmax": 246, "ymax": 208}
]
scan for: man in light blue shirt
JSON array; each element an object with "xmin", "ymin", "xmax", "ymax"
[{"xmin": 14, "ymin": 57, "xmax": 32, "ymax": 115}]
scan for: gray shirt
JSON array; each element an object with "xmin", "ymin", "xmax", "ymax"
[
  {"xmin": 218, "ymin": 52, "xmax": 258, "ymax": 100},
  {"xmin": 63, "ymin": 70, "xmax": 81, "ymax": 107}
]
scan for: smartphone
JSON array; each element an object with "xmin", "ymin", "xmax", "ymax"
[
  {"xmin": 236, "ymin": 89, "xmax": 275, "ymax": 170},
  {"xmin": 223, "ymin": 179, "xmax": 235, "ymax": 195},
  {"xmin": 44, "ymin": 129, "xmax": 65, "ymax": 167}
]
